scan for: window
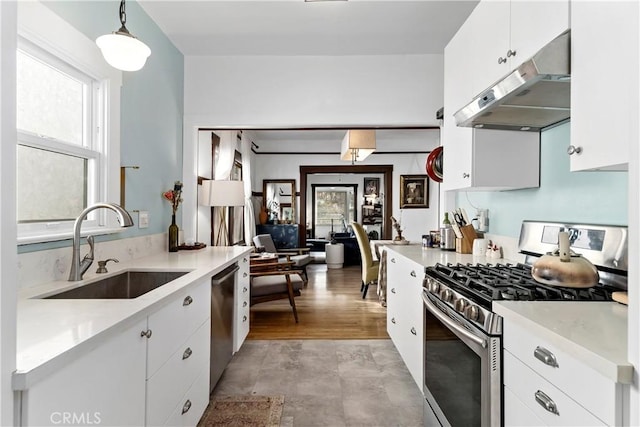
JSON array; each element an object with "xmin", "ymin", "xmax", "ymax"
[{"xmin": 17, "ymin": 2, "xmax": 122, "ymax": 244}]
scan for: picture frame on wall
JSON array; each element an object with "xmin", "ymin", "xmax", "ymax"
[
  {"xmin": 364, "ymin": 177, "xmax": 380, "ymax": 196},
  {"xmin": 400, "ymin": 175, "xmax": 429, "ymax": 209}
]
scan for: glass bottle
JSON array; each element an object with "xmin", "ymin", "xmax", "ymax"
[{"xmin": 168, "ymin": 214, "xmax": 179, "ymax": 252}]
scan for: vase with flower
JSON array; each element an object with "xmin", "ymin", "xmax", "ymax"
[{"xmin": 163, "ymin": 181, "xmax": 183, "ymax": 252}]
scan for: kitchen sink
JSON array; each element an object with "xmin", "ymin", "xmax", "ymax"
[{"xmin": 44, "ymin": 271, "xmax": 188, "ymax": 299}]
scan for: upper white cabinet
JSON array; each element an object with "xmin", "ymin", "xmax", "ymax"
[
  {"xmin": 569, "ymin": 1, "xmax": 639, "ymax": 171},
  {"xmin": 469, "ymin": 0, "xmax": 570, "ymax": 99}
]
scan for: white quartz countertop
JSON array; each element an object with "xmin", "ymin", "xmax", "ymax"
[
  {"xmin": 383, "ymin": 245, "xmax": 519, "ymax": 268},
  {"xmin": 494, "ymin": 301, "xmax": 632, "ymax": 384},
  {"xmin": 14, "ymin": 246, "xmax": 252, "ymax": 390}
]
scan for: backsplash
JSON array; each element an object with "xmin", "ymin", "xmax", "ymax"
[{"xmin": 18, "ymin": 233, "xmax": 166, "ymax": 290}]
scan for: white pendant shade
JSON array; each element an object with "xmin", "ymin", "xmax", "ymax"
[
  {"xmin": 96, "ymin": 32, "xmax": 151, "ymax": 72},
  {"xmin": 341, "ymin": 130, "xmax": 376, "ymax": 162},
  {"xmin": 200, "ymin": 180, "xmax": 245, "ymax": 207}
]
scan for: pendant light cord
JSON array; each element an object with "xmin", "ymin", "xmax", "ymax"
[{"xmin": 117, "ymin": 0, "xmax": 130, "ymax": 34}]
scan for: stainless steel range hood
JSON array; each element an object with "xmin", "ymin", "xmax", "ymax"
[{"xmin": 454, "ymin": 31, "xmax": 570, "ymax": 132}]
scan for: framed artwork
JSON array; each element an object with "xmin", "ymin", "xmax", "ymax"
[
  {"xmin": 280, "ymin": 204, "xmax": 293, "ymax": 223},
  {"xmin": 364, "ymin": 177, "xmax": 380, "ymax": 196},
  {"xmin": 400, "ymin": 175, "xmax": 429, "ymax": 209}
]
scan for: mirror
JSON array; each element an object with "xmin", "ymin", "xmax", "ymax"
[{"xmin": 263, "ymin": 179, "xmax": 296, "ymax": 224}]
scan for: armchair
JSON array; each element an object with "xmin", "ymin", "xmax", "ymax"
[
  {"xmin": 253, "ymin": 234, "xmax": 311, "ymax": 284},
  {"xmin": 250, "ymin": 258, "xmax": 304, "ymax": 323},
  {"xmin": 351, "ymin": 222, "xmax": 379, "ymax": 299}
]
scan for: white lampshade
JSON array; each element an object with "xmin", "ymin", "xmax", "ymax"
[
  {"xmin": 201, "ymin": 180, "xmax": 245, "ymax": 207},
  {"xmin": 340, "ymin": 130, "xmax": 376, "ymax": 162},
  {"xmin": 96, "ymin": 32, "xmax": 151, "ymax": 72}
]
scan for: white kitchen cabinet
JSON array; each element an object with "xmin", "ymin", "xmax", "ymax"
[
  {"xmin": 20, "ymin": 318, "xmax": 147, "ymax": 427},
  {"xmin": 234, "ymin": 254, "xmax": 250, "ymax": 352},
  {"xmin": 569, "ymin": 1, "xmax": 639, "ymax": 171},
  {"xmin": 503, "ymin": 316, "xmax": 624, "ymax": 426},
  {"xmin": 386, "ymin": 250, "xmax": 424, "ymax": 391},
  {"xmin": 442, "ymin": 128, "xmax": 540, "ymax": 191},
  {"xmin": 468, "ymin": 0, "xmax": 569, "ymax": 99}
]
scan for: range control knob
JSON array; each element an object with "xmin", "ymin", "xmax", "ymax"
[
  {"xmin": 467, "ymin": 304, "xmax": 480, "ymax": 322},
  {"xmin": 428, "ymin": 280, "xmax": 440, "ymax": 294},
  {"xmin": 455, "ymin": 298, "xmax": 469, "ymax": 313},
  {"xmin": 440, "ymin": 289, "xmax": 453, "ymax": 303}
]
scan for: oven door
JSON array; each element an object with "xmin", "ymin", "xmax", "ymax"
[{"xmin": 422, "ymin": 291, "xmax": 501, "ymax": 427}]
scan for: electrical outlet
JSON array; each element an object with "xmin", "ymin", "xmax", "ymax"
[{"xmin": 138, "ymin": 211, "xmax": 149, "ymax": 229}]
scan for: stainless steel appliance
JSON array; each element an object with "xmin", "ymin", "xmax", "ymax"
[
  {"xmin": 422, "ymin": 221, "xmax": 628, "ymax": 426},
  {"xmin": 210, "ymin": 263, "xmax": 239, "ymax": 393}
]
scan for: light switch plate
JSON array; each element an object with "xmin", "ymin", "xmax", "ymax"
[{"xmin": 138, "ymin": 211, "xmax": 149, "ymax": 228}]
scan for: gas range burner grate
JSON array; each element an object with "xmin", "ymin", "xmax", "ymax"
[{"xmin": 427, "ymin": 262, "xmax": 617, "ymax": 305}]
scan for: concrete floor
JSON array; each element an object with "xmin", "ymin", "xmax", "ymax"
[{"xmin": 212, "ymin": 339, "xmax": 424, "ymax": 427}]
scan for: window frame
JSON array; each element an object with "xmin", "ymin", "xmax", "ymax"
[{"xmin": 17, "ymin": 1, "xmax": 122, "ymax": 245}]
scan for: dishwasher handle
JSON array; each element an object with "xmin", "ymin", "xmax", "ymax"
[{"xmin": 211, "ymin": 264, "xmax": 239, "ymax": 285}]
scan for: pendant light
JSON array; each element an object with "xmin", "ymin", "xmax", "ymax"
[
  {"xmin": 340, "ymin": 130, "xmax": 376, "ymax": 164},
  {"xmin": 96, "ymin": 0, "xmax": 151, "ymax": 72}
]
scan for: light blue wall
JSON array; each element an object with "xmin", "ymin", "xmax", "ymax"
[
  {"xmin": 456, "ymin": 122, "xmax": 628, "ymax": 238},
  {"xmin": 19, "ymin": 1, "xmax": 184, "ymax": 253}
]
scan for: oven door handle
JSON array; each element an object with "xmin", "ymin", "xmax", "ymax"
[{"xmin": 422, "ymin": 292, "xmax": 487, "ymax": 349}]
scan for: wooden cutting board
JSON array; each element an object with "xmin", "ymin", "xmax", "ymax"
[{"xmin": 612, "ymin": 292, "xmax": 628, "ymax": 305}]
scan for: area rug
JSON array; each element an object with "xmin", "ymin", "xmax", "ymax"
[{"xmin": 198, "ymin": 395, "xmax": 284, "ymax": 427}]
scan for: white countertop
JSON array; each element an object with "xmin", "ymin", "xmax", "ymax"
[
  {"xmin": 14, "ymin": 246, "xmax": 252, "ymax": 390},
  {"xmin": 383, "ymin": 245, "xmax": 517, "ymax": 268},
  {"xmin": 494, "ymin": 301, "xmax": 633, "ymax": 384}
]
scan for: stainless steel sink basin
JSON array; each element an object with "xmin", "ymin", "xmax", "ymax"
[{"xmin": 45, "ymin": 271, "xmax": 188, "ymax": 299}]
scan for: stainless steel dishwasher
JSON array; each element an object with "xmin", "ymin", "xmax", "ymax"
[{"xmin": 210, "ymin": 262, "xmax": 239, "ymax": 393}]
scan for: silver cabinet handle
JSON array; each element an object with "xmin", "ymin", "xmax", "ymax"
[
  {"xmin": 183, "ymin": 295, "xmax": 193, "ymax": 306},
  {"xmin": 498, "ymin": 56, "xmax": 507, "ymax": 64},
  {"xmin": 534, "ymin": 346, "xmax": 559, "ymax": 368},
  {"xmin": 410, "ymin": 327, "xmax": 417, "ymax": 336},
  {"xmin": 391, "ymin": 258, "xmax": 396, "ymax": 263},
  {"xmin": 140, "ymin": 329, "xmax": 152, "ymax": 339},
  {"xmin": 243, "ymin": 301, "xmax": 248, "ymax": 307},
  {"xmin": 243, "ymin": 286, "xmax": 248, "ymax": 293},
  {"xmin": 391, "ymin": 288, "xmax": 396, "ymax": 294},
  {"xmin": 391, "ymin": 317, "xmax": 396, "ymax": 324},
  {"xmin": 243, "ymin": 257, "xmax": 248, "ymax": 263},
  {"xmin": 506, "ymin": 49, "xmax": 517, "ymax": 58},
  {"xmin": 243, "ymin": 272, "xmax": 248, "ymax": 278},
  {"xmin": 181, "ymin": 399, "xmax": 192, "ymax": 415},
  {"xmin": 243, "ymin": 315, "xmax": 248, "ymax": 322},
  {"xmin": 410, "ymin": 271, "xmax": 416, "ymax": 277},
  {"xmin": 182, "ymin": 347, "xmax": 193, "ymax": 360},
  {"xmin": 567, "ymin": 145, "xmax": 582, "ymax": 155},
  {"xmin": 462, "ymin": 172, "xmax": 470, "ymax": 178},
  {"xmin": 535, "ymin": 390, "xmax": 559, "ymax": 415}
]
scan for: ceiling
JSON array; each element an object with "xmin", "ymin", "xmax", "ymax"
[{"xmin": 138, "ymin": 0, "xmax": 478, "ymax": 56}]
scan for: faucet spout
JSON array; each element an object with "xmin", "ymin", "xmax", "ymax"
[{"xmin": 68, "ymin": 203, "xmax": 133, "ymax": 281}]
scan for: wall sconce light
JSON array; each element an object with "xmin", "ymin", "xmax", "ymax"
[
  {"xmin": 340, "ymin": 130, "xmax": 376, "ymax": 164},
  {"xmin": 96, "ymin": 0, "xmax": 151, "ymax": 72}
]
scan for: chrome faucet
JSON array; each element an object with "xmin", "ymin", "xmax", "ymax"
[{"xmin": 68, "ymin": 203, "xmax": 134, "ymax": 281}]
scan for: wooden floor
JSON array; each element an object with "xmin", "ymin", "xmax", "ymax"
[{"xmin": 247, "ymin": 263, "xmax": 389, "ymax": 340}]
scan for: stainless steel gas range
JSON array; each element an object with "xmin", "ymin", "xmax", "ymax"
[{"xmin": 421, "ymin": 221, "xmax": 628, "ymax": 427}]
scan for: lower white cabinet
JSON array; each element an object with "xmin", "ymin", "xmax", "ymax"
[
  {"xmin": 234, "ymin": 255, "xmax": 250, "ymax": 352},
  {"xmin": 386, "ymin": 249, "xmax": 424, "ymax": 391},
  {"xmin": 503, "ymin": 317, "xmax": 624, "ymax": 426},
  {"xmin": 20, "ymin": 318, "xmax": 147, "ymax": 427}
]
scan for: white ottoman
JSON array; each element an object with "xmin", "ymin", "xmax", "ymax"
[{"xmin": 325, "ymin": 243, "xmax": 344, "ymax": 269}]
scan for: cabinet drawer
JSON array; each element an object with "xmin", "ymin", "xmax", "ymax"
[
  {"xmin": 147, "ymin": 279, "xmax": 211, "ymax": 377},
  {"xmin": 503, "ymin": 320, "xmax": 618, "ymax": 425},
  {"xmin": 504, "ymin": 351, "xmax": 605, "ymax": 426},
  {"xmin": 147, "ymin": 320, "xmax": 210, "ymax": 427},
  {"xmin": 163, "ymin": 371, "xmax": 210, "ymax": 427},
  {"xmin": 504, "ymin": 384, "xmax": 545, "ymax": 426}
]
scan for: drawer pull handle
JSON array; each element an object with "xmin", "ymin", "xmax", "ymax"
[
  {"xmin": 534, "ymin": 346, "xmax": 559, "ymax": 368},
  {"xmin": 243, "ymin": 272, "xmax": 248, "ymax": 278},
  {"xmin": 534, "ymin": 390, "xmax": 559, "ymax": 415},
  {"xmin": 243, "ymin": 315, "xmax": 248, "ymax": 322},
  {"xmin": 391, "ymin": 317, "xmax": 396, "ymax": 324},
  {"xmin": 243, "ymin": 258, "xmax": 248, "ymax": 263},
  {"xmin": 391, "ymin": 288, "xmax": 396, "ymax": 294},
  {"xmin": 181, "ymin": 399, "xmax": 192, "ymax": 415},
  {"xmin": 391, "ymin": 258, "xmax": 396, "ymax": 263},
  {"xmin": 410, "ymin": 271, "xmax": 416, "ymax": 277},
  {"xmin": 182, "ymin": 347, "xmax": 193, "ymax": 360},
  {"xmin": 410, "ymin": 327, "xmax": 417, "ymax": 336},
  {"xmin": 140, "ymin": 329, "xmax": 152, "ymax": 339},
  {"xmin": 183, "ymin": 296, "xmax": 193, "ymax": 306},
  {"xmin": 243, "ymin": 286, "xmax": 248, "ymax": 293},
  {"xmin": 243, "ymin": 301, "xmax": 248, "ymax": 307}
]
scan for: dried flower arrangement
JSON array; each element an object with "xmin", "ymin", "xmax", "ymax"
[
  {"xmin": 390, "ymin": 216, "xmax": 404, "ymax": 241},
  {"xmin": 162, "ymin": 181, "xmax": 183, "ymax": 215}
]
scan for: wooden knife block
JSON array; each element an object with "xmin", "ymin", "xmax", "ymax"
[{"xmin": 455, "ymin": 225, "xmax": 477, "ymax": 254}]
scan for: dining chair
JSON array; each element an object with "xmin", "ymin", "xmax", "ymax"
[{"xmin": 351, "ymin": 222, "xmax": 379, "ymax": 299}]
